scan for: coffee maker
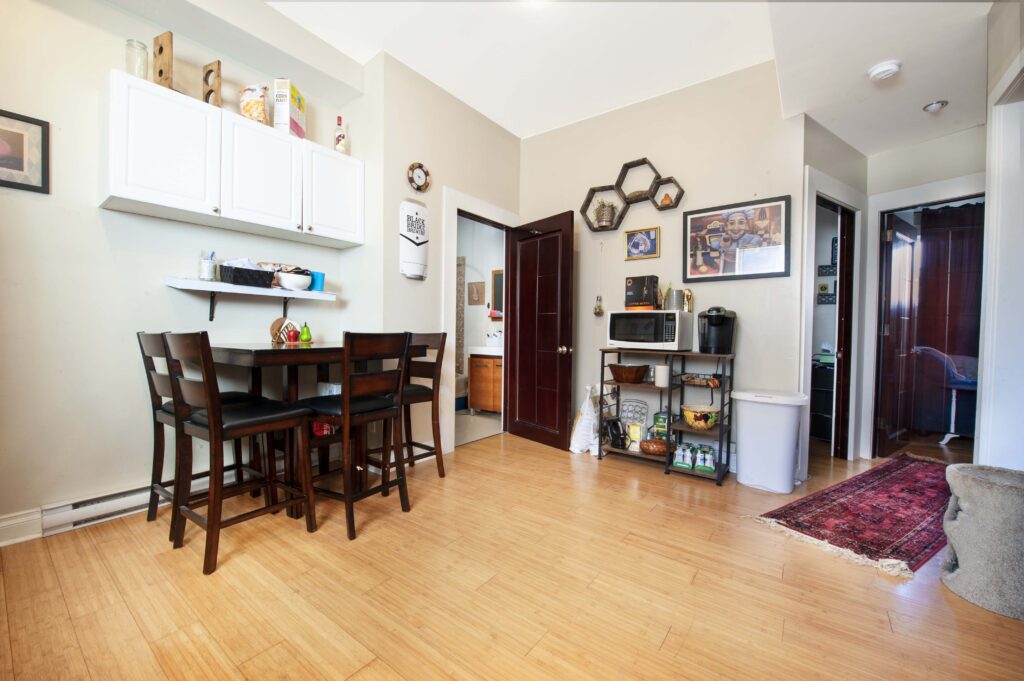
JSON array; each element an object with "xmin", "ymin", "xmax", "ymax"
[{"xmin": 698, "ymin": 307, "xmax": 736, "ymax": 354}]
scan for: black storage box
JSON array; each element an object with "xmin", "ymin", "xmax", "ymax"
[
  {"xmin": 220, "ymin": 265, "xmax": 274, "ymax": 288},
  {"xmin": 625, "ymin": 275, "xmax": 659, "ymax": 308}
]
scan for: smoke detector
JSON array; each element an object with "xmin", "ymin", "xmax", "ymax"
[
  {"xmin": 867, "ymin": 60, "xmax": 902, "ymax": 82},
  {"xmin": 923, "ymin": 100, "xmax": 949, "ymax": 113}
]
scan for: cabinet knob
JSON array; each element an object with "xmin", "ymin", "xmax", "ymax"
[
  {"xmin": 307, "ymin": 225, "xmax": 313, "ymax": 232},
  {"xmin": 557, "ymin": 345, "xmax": 568, "ymax": 355},
  {"xmin": 296, "ymin": 225, "xmax": 302, "ymax": 231},
  {"xmin": 212, "ymin": 206, "xmax": 219, "ymax": 213}
]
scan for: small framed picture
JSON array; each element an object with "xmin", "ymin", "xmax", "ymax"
[
  {"xmin": 467, "ymin": 281, "xmax": 485, "ymax": 305},
  {"xmin": 625, "ymin": 226, "xmax": 660, "ymax": 261},
  {"xmin": 0, "ymin": 110, "xmax": 49, "ymax": 194}
]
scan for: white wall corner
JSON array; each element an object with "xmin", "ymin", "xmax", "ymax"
[{"xmin": 0, "ymin": 508, "xmax": 43, "ymax": 547}]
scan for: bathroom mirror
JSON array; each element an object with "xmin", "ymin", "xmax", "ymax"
[{"xmin": 491, "ymin": 269, "xmax": 504, "ymax": 320}]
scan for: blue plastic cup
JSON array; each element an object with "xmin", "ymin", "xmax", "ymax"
[{"xmin": 310, "ymin": 271, "xmax": 325, "ymax": 291}]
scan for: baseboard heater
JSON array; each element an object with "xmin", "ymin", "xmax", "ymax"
[{"xmin": 40, "ymin": 471, "xmax": 240, "ymax": 537}]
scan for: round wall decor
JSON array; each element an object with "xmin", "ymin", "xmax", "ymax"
[{"xmin": 408, "ymin": 162, "xmax": 431, "ymax": 192}]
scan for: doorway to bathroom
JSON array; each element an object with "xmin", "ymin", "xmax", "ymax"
[{"xmin": 455, "ymin": 211, "xmax": 507, "ymax": 445}]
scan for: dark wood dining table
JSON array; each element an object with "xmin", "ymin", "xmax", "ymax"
[{"xmin": 209, "ymin": 340, "xmax": 425, "ymax": 504}]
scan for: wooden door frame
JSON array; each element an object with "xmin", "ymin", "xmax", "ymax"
[
  {"xmin": 816, "ymin": 196, "xmax": 856, "ymax": 459},
  {"xmin": 440, "ymin": 188, "xmax": 520, "ymax": 454}
]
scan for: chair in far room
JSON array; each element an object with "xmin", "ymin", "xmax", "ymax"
[{"xmin": 911, "ymin": 346, "xmax": 978, "ymax": 444}]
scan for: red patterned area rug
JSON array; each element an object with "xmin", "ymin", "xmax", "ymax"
[{"xmin": 756, "ymin": 454, "xmax": 950, "ymax": 578}]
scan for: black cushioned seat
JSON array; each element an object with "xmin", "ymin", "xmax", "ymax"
[
  {"xmin": 297, "ymin": 394, "xmax": 394, "ymax": 417},
  {"xmin": 402, "ymin": 384, "xmax": 433, "ymax": 401},
  {"xmin": 159, "ymin": 391, "xmax": 256, "ymax": 413},
  {"xmin": 188, "ymin": 401, "xmax": 311, "ymax": 430}
]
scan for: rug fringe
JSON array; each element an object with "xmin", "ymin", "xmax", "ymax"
[{"xmin": 750, "ymin": 516, "xmax": 914, "ymax": 579}]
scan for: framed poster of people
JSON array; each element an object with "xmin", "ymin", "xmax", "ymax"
[
  {"xmin": 683, "ymin": 195, "xmax": 790, "ymax": 282},
  {"xmin": 0, "ymin": 110, "xmax": 49, "ymax": 194}
]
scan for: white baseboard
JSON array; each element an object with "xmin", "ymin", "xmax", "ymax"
[{"xmin": 0, "ymin": 509, "xmax": 43, "ymax": 547}]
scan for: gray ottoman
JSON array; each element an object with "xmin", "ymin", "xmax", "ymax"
[{"xmin": 942, "ymin": 464, "xmax": 1024, "ymax": 620}]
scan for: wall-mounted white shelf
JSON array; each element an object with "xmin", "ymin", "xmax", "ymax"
[{"xmin": 165, "ymin": 277, "xmax": 336, "ymax": 321}]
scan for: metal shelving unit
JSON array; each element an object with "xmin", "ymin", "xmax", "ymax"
[{"xmin": 598, "ymin": 347, "xmax": 734, "ymax": 486}]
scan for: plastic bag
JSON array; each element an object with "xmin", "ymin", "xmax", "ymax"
[{"xmin": 570, "ymin": 384, "xmax": 601, "ymax": 456}]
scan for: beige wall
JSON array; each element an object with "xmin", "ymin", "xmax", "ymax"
[
  {"xmin": 0, "ymin": 0, "xmax": 381, "ymax": 518},
  {"xmin": 804, "ymin": 117, "xmax": 867, "ymax": 194},
  {"xmin": 988, "ymin": 0, "xmax": 1024, "ymax": 94},
  {"xmin": 377, "ymin": 54, "xmax": 520, "ymax": 335},
  {"xmin": 866, "ymin": 126, "xmax": 987, "ymax": 195},
  {"xmin": 520, "ymin": 62, "xmax": 806, "ymax": 409}
]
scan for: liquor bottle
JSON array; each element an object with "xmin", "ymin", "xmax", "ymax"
[{"xmin": 334, "ymin": 116, "xmax": 349, "ymax": 154}]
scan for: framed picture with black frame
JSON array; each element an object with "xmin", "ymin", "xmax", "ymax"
[
  {"xmin": 0, "ymin": 109, "xmax": 49, "ymax": 194},
  {"xmin": 683, "ymin": 195, "xmax": 790, "ymax": 283}
]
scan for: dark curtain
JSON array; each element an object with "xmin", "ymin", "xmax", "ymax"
[{"xmin": 912, "ymin": 202, "xmax": 984, "ymax": 434}]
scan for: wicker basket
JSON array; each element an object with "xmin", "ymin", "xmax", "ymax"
[
  {"xmin": 639, "ymin": 438, "xmax": 669, "ymax": 457},
  {"xmin": 220, "ymin": 265, "xmax": 274, "ymax": 288},
  {"xmin": 609, "ymin": 364, "xmax": 649, "ymax": 384}
]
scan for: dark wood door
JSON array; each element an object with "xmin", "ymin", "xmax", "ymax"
[
  {"xmin": 832, "ymin": 204, "xmax": 856, "ymax": 458},
  {"xmin": 875, "ymin": 214, "xmax": 921, "ymax": 457},
  {"xmin": 505, "ymin": 211, "xmax": 574, "ymax": 449}
]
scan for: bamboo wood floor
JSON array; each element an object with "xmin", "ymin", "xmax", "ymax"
[{"xmin": 1, "ymin": 434, "xmax": 1022, "ymax": 680}]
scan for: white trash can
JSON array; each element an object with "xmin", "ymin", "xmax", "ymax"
[{"xmin": 732, "ymin": 390, "xmax": 808, "ymax": 493}]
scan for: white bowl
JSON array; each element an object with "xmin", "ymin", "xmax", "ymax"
[{"xmin": 277, "ymin": 272, "xmax": 312, "ymax": 291}]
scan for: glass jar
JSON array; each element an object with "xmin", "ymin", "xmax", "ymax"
[{"xmin": 125, "ymin": 39, "xmax": 148, "ymax": 80}]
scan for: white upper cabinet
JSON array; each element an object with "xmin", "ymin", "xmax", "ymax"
[
  {"xmin": 103, "ymin": 71, "xmax": 364, "ymax": 250},
  {"xmin": 220, "ymin": 110, "xmax": 301, "ymax": 232},
  {"xmin": 107, "ymin": 70, "xmax": 221, "ymax": 215},
  {"xmin": 302, "ymin": 141, "xmax": 364, "ymax": 245}
]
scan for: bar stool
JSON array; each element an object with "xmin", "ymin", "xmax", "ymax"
[
  {"xmin": 136, "ymin": 332, "xmax": 255, "ymax": 540},
  {"xmin": 296, "ymin": 332, "xmax": 412, "ymax": 540},
  {"xmin": 394, "ymin": 332, "xmax": 447, "ymax": 478},
  {"xmin": 163, "ymin": 331, "xmax": 317, "ymax": 574}
]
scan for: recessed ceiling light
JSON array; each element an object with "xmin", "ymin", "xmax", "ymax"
[
  {"xmin": 867, "ymin": 60, "xmax": 902, "ymax": 82},
  {"xmin": 923, "ymin": 100, "xmax": 949, "ymax": 113}
]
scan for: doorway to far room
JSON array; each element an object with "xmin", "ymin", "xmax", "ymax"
[
  {"xmin": 874, "ymin": 195, "xmax": 985, "ymax": 464},
  {"xmin": 455, "ymin": 211, "xmax": 506, "ymax": 446}
]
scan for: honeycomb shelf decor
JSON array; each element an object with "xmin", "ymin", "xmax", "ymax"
[
  {"xmin": 615, "ymin": 158, "xmax": 661, "ymax": 205},
  {"xmin": 649, "ymin": 176, "xmax": 685, "ymax": 211},
  {"xmin": 580, "ymin": 184, "xmax": 629, "ymax": 232}
]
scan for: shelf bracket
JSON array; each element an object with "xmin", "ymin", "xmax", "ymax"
[
  {"xmin": 282, "ymin": 297, "xmax": 292, "ymax": 318},
  {"xmin": 208, "ymin": 292, "xmax": 217, "ymax": 322}
]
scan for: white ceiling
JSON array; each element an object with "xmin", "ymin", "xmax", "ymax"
[
  {"xmin": 267, "ymin": 1, "xmax": 776, "ymax": 138},
  {"xmin": 770, "ymin": 2, "xmax": 990, "ymax": 155},
  {"xmin": 268, "ymin": 1, "xmax": 991, "ymax": 155}
]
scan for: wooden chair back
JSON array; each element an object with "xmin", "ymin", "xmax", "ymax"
[
  {"xmin": 137, "ymin": 331, "xmax": 175, "ymax": 410},
  {"xmin": 343, "ymin": 332, "xmax": 411, "ymax": 409},
  {"xmin": 407, "ymin": 332, "xmax": 446, "ymax": 388},
  {"xmin": 162, "ymin": 331, "xmax": 223, "ymax": 426}
]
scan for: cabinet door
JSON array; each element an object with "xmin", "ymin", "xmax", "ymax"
[
  {"xmin": 220, "ymin": 111, "xmax": 301, "ymax": 231},
  {"xmin": 302, "ymin": 141, "xmax": 364, "ymax": 244},
  {"xmin": 491, "ymin": 359, "xmax": 503, "ymax": 412},
  {"xmin": 469, "ymin": 357, "xmax": 494, "ymax": 411},
  {"xmin": 108, "ymin": 71, "xmax": 220, "ymax": 215}
]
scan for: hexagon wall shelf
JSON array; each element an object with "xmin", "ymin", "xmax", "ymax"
[
  {"xmin": 615, "ymin": 158, "xmax": 661, "ymax": 204},
  {"xmin": 649, "ymin": 176, "xmax": 685, "ymax": 211},
  {"xmin": 580, "ymin": 185, "xmax": 628, "ymax": 232}
]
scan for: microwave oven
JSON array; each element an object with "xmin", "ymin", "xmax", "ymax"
[{"xmin": 607, "ymin": 310, "xmax": 693, "ymax": 351}]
